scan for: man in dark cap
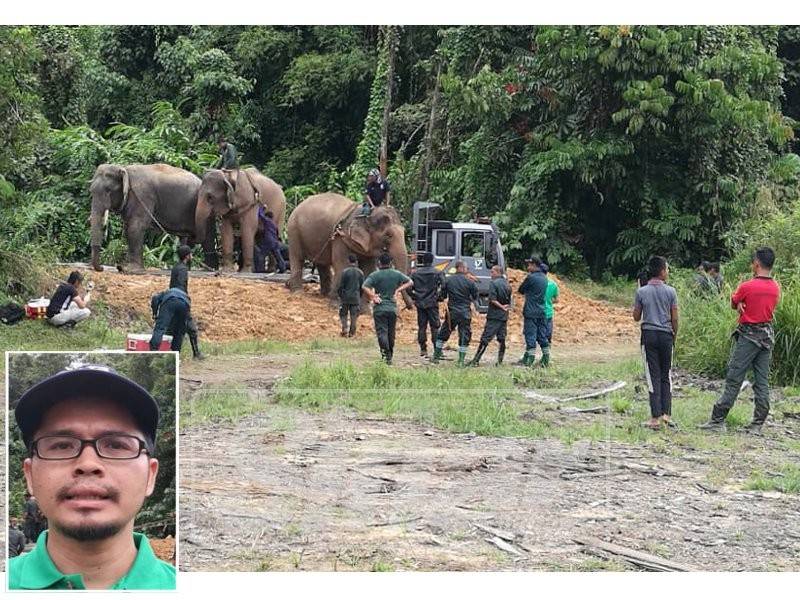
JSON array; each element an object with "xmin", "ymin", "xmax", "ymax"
[
  {"xmin": 518, "ymin": 256, "xmax": 550, "ymax": 367},
  {"xmin": 10, "ymin": 363, "xmax": 175, "ymax": 589},
  {"xmin": 410, "ymin": 251, "xmax": 445, "ymax": 358}
]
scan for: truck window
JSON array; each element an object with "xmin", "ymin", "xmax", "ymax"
[
  {"xmin": 461, "ymin": 232, "xmax": 486, "ymax": 259},
  {"xmin": 436, "ymin": 230, "xmax": 455, "ymax": 257}
]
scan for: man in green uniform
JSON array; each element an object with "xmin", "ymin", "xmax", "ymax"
[
  {"xmin": 541, "ymin": 263, "xmax": 559, "ymax": 345},
  {"xmin": 216, "ymin": 138, "xmax": 238, "ymax": 170},
  {"xmin": 337, "ymin": 255, "xmax": 365, "ymax": 337},
  {"xmin": 468, "ymin": 265, "xmax": 511, "ymax": 366},
  {"xmin": 433, "ymin": 261, "xmax": 479, "ymax": 366},
  {"xmin": 362, "ymin": 253, "xmax": 412, "ymax": 364},
  {"xmin": 518, "ymin": 257, "xmax": 550, "ymax": 367},
  {"xmin": 10, "ymin": 364, "xmax": 175, "ymax": 589}
]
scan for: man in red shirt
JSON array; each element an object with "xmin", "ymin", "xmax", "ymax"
[{"xmin": 700, "ymin": 247, "xmax": 781, "ymax": 433}]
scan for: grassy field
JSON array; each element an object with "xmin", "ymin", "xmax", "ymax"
[{"xmin": 273, "ymin": 356, "xmax": 800, "ymax": 460}]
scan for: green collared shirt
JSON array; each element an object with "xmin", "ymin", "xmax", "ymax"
[{"xmin": 9, "ymin": 530, "xmax": 176, "ymax": 590}]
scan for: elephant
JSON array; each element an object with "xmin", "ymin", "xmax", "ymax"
[
  {"xmin": 89, "ymin": 163, "xmax": 215, "ymax": 272},
  {"xmin": 194, "ymin": 168, "xmax": 286, "ymax": 273},
  {"xmin": 285, "ymin": 193, "xmax": 411, "ymax": 306}
]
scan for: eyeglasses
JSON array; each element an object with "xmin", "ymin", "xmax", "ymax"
[{"xmin": 31, "ymin": 435, "xmax": 150, "ymax": 460}]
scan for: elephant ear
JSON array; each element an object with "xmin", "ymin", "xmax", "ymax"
[{"xmin": 345, "ymin": 220, "xmax": 372, "ymax": 255}]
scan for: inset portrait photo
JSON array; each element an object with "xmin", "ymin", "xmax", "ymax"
[{"xmin": 6, "ymin": 352, "xmax": 177, "ymax": 591}]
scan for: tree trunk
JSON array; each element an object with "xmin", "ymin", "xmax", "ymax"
[
  {"xmin": 420, "ymin": 61, "xmax": 442, "ymax": 201},
  {"xmin": 379, "ymin": 26, "xmax": 398, "ymax": 178}
]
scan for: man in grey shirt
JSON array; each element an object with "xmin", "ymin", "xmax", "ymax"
[{"xmin": 633, "ymin": 255, "xmax": 679, "ymax": 430}]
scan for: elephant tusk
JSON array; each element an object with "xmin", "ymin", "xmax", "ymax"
[{"xmin": 103, "ymin": 209, "xmax": 109, "ymax": 227}]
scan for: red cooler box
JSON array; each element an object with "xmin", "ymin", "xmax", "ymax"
[
  {"xmin": 26, "ymin": 298, "xmax": 50, "ymax": 320},
  {"xmin": 126, "ymin": 333, "xmax": 173, "ymax": 352}
]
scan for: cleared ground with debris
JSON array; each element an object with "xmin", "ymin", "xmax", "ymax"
[{"xmin": 179, "ymin": 351, "xmax": 800, "ymax": 572}]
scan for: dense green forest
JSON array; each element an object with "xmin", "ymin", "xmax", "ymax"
[
  {"xmin": 2, "ymin": 25, "xmax": 800, "ymax": 278},
  {"xmin": 7, "ymin": 352, "xmax": 177, "ymax": 538}
]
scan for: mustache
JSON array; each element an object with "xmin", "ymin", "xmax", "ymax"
[{"xmin": 56, "ymin": 483, "xmax": 120, "ymax": 503}]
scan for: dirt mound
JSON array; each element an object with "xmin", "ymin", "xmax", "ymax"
[
  {"xmin": 80, "ymin": 268, "xmax": 636, "ymax": 347},
  {"xmin": 148, "ymin": 536, "xmax": 175, "ymax": 564}
]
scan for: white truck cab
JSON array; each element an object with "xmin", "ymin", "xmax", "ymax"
[{"xmin": 411, "ymin": 201, "xmax": 505, "ymax": 313}]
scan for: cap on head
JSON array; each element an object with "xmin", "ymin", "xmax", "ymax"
[
  {"xmin": 14, "ymin": 363, "xmax": 160, "ymax": 451},
  {"xmin": 177, "ymin": 245, "xmax": 192, "ymax": 261},
  {"xmin": 417, "ymin": 252, "xmax": 433, "ymax": 266},
  {"xmin": 539, "ymin": 262, "xmax": 550, "ymax": 274},
  {"xmin": 378, "ymin": 253, "xmax": 392, "ymax": 267},
  {"xmin": 348, "ymin": 254, "xmax": 358, "ymax": 264}
]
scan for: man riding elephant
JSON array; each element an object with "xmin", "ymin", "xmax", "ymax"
[
  {"xmin": 89, "ymin": 163, "xmax": 215, "ymax": 272},
  {"xmin": 216, "ymin": 138, "xmax": 238, "ymax": 170},
  {"xmin": 285, "ymin": 193, "xmax": 411, "ymax": 308}
]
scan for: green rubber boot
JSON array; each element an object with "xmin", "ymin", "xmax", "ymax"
[
  {"xmin": 457, "ymin": 350, "xmax": 466, "ymax": 367},
  {"xmin": 539, "ymin": 347, "xmax": 550, "ymax": 368},
  {"xmin": 432, "ymin": 346, "xmax": 444, "ymax": 363}
]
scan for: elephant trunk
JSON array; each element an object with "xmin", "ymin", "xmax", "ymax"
[
  {"xmin": 90, "ymin": 205, "xmax": 106, "ymax": 271},
  {"xmin": 195, "ymin": 197, "xmax": 213, "ymax": 244}
]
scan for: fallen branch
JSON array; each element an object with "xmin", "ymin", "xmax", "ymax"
[
  {"xmin": 560, "ymin": 469, "xmax": 627, "ymax": 480},
  {"xmin": 472, "ymin": 522, "xmax": 518, "ymax": 542},
  {"xmin": 368, "ymin": 516, "xmax": 422, "ymax": 527},
  {"xmin": 560, "ymin": 405, "xmax": 609, "ymax": 414},
  {"xmin": 485, "ymin": 536, "xmax": 525, "ymax": 557},
  {"xmin": 524, "ymin": 381, "xmax": 627, "ymax": 404},
  {"xmin": 220, "ymin": 512, "xmax": 274, "ymax": 523},
  {"xmin": 346, "ymin": 467, "xmax": 397, "ymax": 483},
  {"xmin": 573, "ymin": 537, "xmax": 698, "ymax": 572}
]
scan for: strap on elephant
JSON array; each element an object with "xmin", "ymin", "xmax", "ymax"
[
  {"xmin": 308, "ymin": 203, "xmax": 360, "ymax": 266},
  {"xmin": 130, "ymin": 189, "xmax": 170, "ymax": 237},
  {"xmin": 224, "ymin": 169, "xmax": 263, "ymax": 218}
]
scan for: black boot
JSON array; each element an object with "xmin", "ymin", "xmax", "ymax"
[
  {"xmin": 468, "ymin": 342, "xmax": 488, "ymax": 367},
  {"xmin": 496, "ymin": 342, "xmax": 506, "ymax": 366},
  {"xmin": 189, "ymin": 331, "xmax": 204, "ymax": 360}
]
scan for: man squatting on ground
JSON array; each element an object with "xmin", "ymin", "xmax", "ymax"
[
  {"xmin": 433, "ymin": 261, "xmax": 479, "ymax": 366},
  {"xmin": 166, "ymin": 245, "xmax": 203, "ymax": 358},
  {"xmin": 518, "ymin": 257, "xmax": 550, "ymax": 367},
  {"xmin": 410, "ymin": 251, "xmax": 446, "ymax": 358},
  {"xmin": 149, "ymin": 251, "xmax": 193, "ymax": 352},
  {"xmin": 362, "ymin": 253, "xmax": 413, "ymax": 364},
  {"xmin": 46, "ymin": 271, "xmax": 92, "ymax": 327},
  {"xmin": 337, "ymin": 254, "xmax": 365, "ymax": 337},
  {"xmin": 10, "ymin": 364, "xmax": 175, "ymax": 590},
  {"xmin": 633, "ymin": 255, "xmax": 679, "ymax": 430},
  {"xmin": 700, "ymin": 246, "xmax": 781, "ymax": 433},
  {"xmin": 468, "ymin": 264, "xmax": 512, "ymax": 367}
]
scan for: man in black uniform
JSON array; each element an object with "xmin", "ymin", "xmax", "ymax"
[
  {"xmin": 410, "ymin": 251, "xmax": 445, "ymax": 358},
  {"xmin": 23, "ymin": 494, "xmax": 40, "ymax": 543},
  {"xmin": 433, "ymin": 261, "xmax": 478, "ymax": 367},
  {"xmin": 359, "ymin": 168, "xmax": 391, "ymax": 216},
  {"xmin": 337, "ymin": 255, "xmax": 365, "ymax": 337},
  {"xmin": 169, "ymin": 245, "xmax": 203, "ymax": 359},
  {"xmin": 469, "ymin": 265, "xmax": 511, "ymax": 366}
]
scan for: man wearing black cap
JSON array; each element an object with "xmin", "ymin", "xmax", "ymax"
[
  {"xmin": 410, "ymin": 251, "xmax": 445, "ymax": 358},
  {"xmin": 518, "ymin": 257, "xmax": 550, "ymax": 367},
  {"xmin": 168, "ymin": 245, "xmax": 203, "ymax": 359},
  {"xmin": 362, "ymin": 253, "xmax": 412, "ymax": 364},
  {"xmin": 10, "ymin": 363, "xmax": 175, "ymax": 589}
]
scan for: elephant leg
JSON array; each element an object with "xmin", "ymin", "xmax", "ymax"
[
  {"xmin": 123, "ymin": 220, "xmax": 147, "ymax": 272},
  {"xmin": 330, "ymin": 240, "xmax": 351, "ymax": 304},
  {"xmin": 240, "ymin": 212, "xmax": 257, "ymax": 274},
  {"xmin": 317, "ymin": 264, "xmax": 332, "ymax": 297},
  {"xmin": 286, "ymin": 238, "xmax": 305, "ymax": 291},
  {"xmin": 221, "ymin": 219, "xmax": 236, "ymax": 271}
]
